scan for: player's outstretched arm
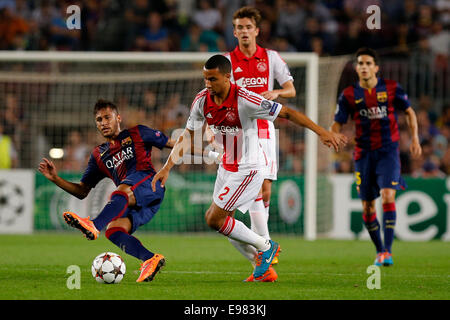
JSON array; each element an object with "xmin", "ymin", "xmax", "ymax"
[
  {"xmin": 152, "ymin": 128, "xmax": 195, "ymax": 191},
  {"xmin": 38, "ymin": 158, "xmax": 91, "ymax": 199},
  {"xmin": 278, "ymin": 106, "xmax": 348, "ymax": 152},
  {"xmin": 405, "ymin": 107, "xmax": 422, "ymax": 158}
]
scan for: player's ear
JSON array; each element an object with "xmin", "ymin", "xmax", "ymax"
[
  {"xmin": 255, "ymin": 27, "xmax": 259, "ymax": 37},
  {"xmin": 117, "ymin": 114, "xmax": 122, "ymax": 124}
]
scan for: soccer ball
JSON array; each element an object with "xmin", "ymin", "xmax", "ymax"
[{"xmin": 91, "ymin": 252, "xmax": 126, "ymax": 284}]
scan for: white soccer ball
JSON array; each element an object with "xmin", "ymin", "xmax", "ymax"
[{"xmin": 91, "ymin": 252, "xmax": 126, "ymax": 284}]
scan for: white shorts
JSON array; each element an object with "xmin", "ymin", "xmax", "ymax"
[
  {"xmin": 213, "ymin": 165, "xmax": 264, "ymax": 213},
  {"xmin": 259, "ymin": 123, "xmax": 278, "ymax": 181}
]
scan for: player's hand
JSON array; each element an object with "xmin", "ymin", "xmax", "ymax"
[
  {"xmin": 410, "ymin": 138, "xmax": 422, "ymax": 158},
  {"xmin": 319, "ymin": 130, "xmax": 348, "ymax": 152},
  {"xmin": 260, "ymin": 90, "xmax": 279, "ymax": 101},
  {"xmin": 152, "ymin": 167, "xmax": 170, "ymax": 192},
  {"xmin": 38, "ymin": 158, "xmax": 58, "ymax": 181}
]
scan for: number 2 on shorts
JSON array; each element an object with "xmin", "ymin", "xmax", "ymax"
[{"xmin": 218, "ymin": 187, "xmax": 230, "ymax": 200}]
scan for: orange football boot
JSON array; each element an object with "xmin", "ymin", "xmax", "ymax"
[
  {"xmin": 63, "ymin": 211, "xmax": 99, "ymax": 240},
  {"xmin": 244, "ymin": 266, "xmax": 278, "ymax": 282},
  {"xmin": 136, "ymin": 254, "xmax": 166, "ymax": 282}
]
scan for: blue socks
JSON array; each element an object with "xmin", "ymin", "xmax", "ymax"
[
  {"xmin": 363, "ymin": 211, "xmax": 384, "ymax": 253},
  {"xmin": 106, "ymin": 227, "xmax": 154, "ymax": 262},
  {"xmin": 383, "ymin": 203, "xmax": 396, "ymax": 254},
  {"xmin": 92, "ymin": 190, "xmax": 155, "ymax": 262},
  {"xmin": 92, "ymin": 191, "xmax": 129, "ymax": 231}
]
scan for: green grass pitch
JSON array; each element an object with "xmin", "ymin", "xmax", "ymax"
[{"xmin": 0, "ymin": 233, "xmax": 448, "ymax": 300}]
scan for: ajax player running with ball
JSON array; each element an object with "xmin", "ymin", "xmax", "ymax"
[
  {"xmin": 152, "ymin": 55, "xmax": 347, "ymax": 282},
  {"xmin": 38, "ymin": 99, "xmax": 175, "ymax": 283}
]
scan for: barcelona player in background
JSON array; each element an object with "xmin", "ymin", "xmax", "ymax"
[
  {"xmin": 38, "ymin": 99, "xmax": 175, "ymax": 283},
  {"xmin": 331, "ymin": 48, "xmax": 422, "ymax": 266}
]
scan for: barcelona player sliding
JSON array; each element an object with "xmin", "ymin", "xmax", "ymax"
[
  {"xmin": 38, "ymin": 99, "xmax": 175, "ymax": 283},
  {"xmin": 331, "ymin": 48, "xmax": 422, "ymax": 266}
]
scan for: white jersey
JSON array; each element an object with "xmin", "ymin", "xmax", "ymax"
[{"xmin": 186, "ymin": 83, "xmax": 282, "ymax": 173}]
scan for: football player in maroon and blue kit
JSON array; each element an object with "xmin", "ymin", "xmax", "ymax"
[
  {"xmin": 331, "ymin": 48, "xmax": 422, "ymax": 266},
  {"xmin": 38, "ymin": 99, "xmax": 175, "ymax": 282}
]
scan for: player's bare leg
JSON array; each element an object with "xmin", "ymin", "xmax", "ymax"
[
  {"xmin": 262, "ymin": 179, "xmax": 272, "ymax": 221},
  {"xmin": 380, "ymin": 188, "xmax": 397, "ymax": 266}
]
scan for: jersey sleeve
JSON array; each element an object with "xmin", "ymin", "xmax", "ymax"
[
  {"xmin": 138, "ymin": 125, "xmax": 169, "ymax": 150},
  {"xmin": 186, "ymin": 91, "xmax": 206, "ymax": 130},
  {"xmin": 272, "ymin": 51, "xmax": 294, "ymax": 86},
  {"xmin": 394, "ymin": 83, "xmax": 411, "ymax": 111},
  {"xmin": 239, "ymin": 89, "xmax": 282, "ymax": 122},
  {"xmin": 334, "ymin": 92, "xmax": 350, "ymax": 124},
  {"xmin": 80, "ymin": 153, "xmax": 106, "ymax": 188}
]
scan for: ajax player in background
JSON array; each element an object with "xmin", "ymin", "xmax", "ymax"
[
  {"xmin": 38, "ymin": 99, "xmax": 176, "ymax": 283},
  {"xmin": 331, "ymin": 47, "xmax": 422, "ymax": 266},
  {"xmin": 152, "ymin": 55, "xmax": 347, "ymax": 282},
  {"xmin": 223, "ymin": 6, "xmax": 296, "ymax": 281}
]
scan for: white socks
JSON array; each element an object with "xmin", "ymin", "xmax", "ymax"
[
  {"xmin": 219, "ymin": 216, "xmax": 270, "ymax": 252},
  {"xmin": 249, "ymin": 197, "xmax": 270, "ymax": 240},
  {"xmin": 228, "ymin": 238, "xmax": 257, "ymax": 267}
]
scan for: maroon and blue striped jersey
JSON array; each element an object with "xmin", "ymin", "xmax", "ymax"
[
  {"xmin": 334, "ymin": 78, "xmax": 410, "ymax": 158},
  {"xmin": 81, "ymin": 125, "xmax": 168, "ymax": 188}
]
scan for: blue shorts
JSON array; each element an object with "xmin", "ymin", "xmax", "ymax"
[
  {"xmin": 120, "ymin": 171, "xmax": 165, "ymax": 234},
  {"xmin": 354, "ymin": 142, "xmax": 406, "ymax": 201}
]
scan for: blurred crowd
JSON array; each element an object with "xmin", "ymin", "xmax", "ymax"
[
  {"xmin": 0, "ymin": 0, "xmax": 449, "ymax": 179},
  {"xmin": 0, "ymin": 0, "xmax": 448, "ymax": 56}
]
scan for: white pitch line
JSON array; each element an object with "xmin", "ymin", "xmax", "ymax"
[
  {"xmin": 142, "ymin": 270, "xmax": 450, "ymax": 279},
  {"xmin": 0, "ymin": 267, "xmax": 447, "ymax": 279}
]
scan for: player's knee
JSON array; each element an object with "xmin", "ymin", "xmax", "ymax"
[
  {"xmin": 116, "ymin": 184, "xmax": 136, "ymax": 206},
  {"xmin": 204, "ymin": 208, "xmax": 216, "ymax": 229},
  {"xmin": 380, "ymin": 189, "xmax": 396, "ymax": 204},
  {"xmin": 362, "ymin": 201, "xmax": 376, "ymax": 222},
  {"xmin": 106, "ymin": 218, "xmax": 132, "ymax": 238},
  {"xmin": 204, "ymin": 208, "xmax": 223, "ymax": 231}
]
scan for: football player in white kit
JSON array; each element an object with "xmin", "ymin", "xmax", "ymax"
[
  {"xmin": 152, "ymin": 55, "xmax": 347, "ymax": 282},
  {"xmin": 224, "ymin": 6, "xmax": 296, "ymax": 280}
]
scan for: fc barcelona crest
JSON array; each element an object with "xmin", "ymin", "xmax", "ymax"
[
  {"xmin": 121, "ymin": 137, "xmax": 132, "ymax": 146},
  {"xmin": 377, "ymin": 91, "xmax": 387, "ymax": 103}
]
